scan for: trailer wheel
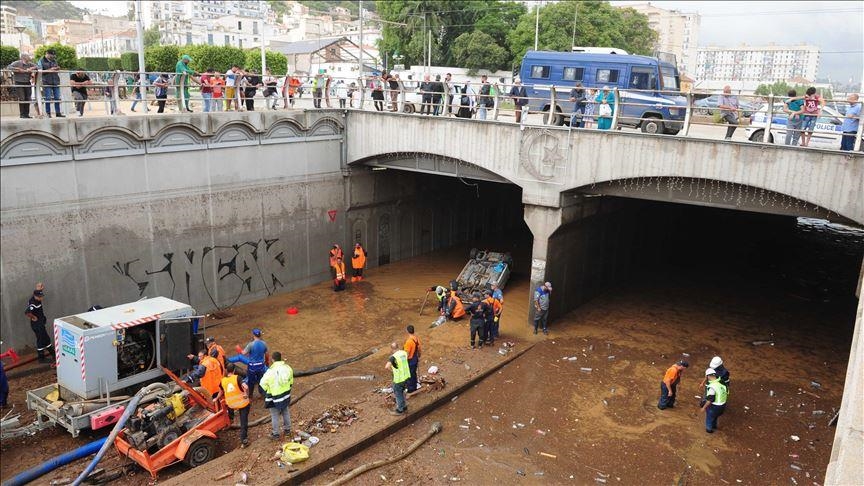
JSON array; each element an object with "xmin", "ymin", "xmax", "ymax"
[
  {"xmin": 184, "ymin": 437, "xmax": 216, "ymax": 467},
  {"xmin": 469, "ymin": 248, "xmax": 478, "ymax": 259}
]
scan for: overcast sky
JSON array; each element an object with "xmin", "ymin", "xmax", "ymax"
[{"xmin": 72, "ymin": 0, "xmax": 863, "ymax": 82}]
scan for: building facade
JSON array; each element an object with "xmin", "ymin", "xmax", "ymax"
[
  {"xmin": 76, "ymin": 30, "xmax": 138, "ymax": 58},
  {"xmin": 0, "ymin": 5, "xmax": 17, "ymax": 35},
  {"xmin": 627, "ymin": 3, "xmax": 700, "ymax": 77},
  {"xmin": 695, "ymin": 44, "xmax": 821, "ymax": 91}
]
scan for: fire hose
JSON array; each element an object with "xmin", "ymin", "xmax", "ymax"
[{"xmin": 325, "ymin": 422, "xmax": 443, "ymax": 486}]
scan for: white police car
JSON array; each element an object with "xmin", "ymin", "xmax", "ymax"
[{"xmin": 746, "ymin": 105, "xmax": 845, "ymax": 150}]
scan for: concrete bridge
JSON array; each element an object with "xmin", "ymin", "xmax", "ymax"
[{"xmin": 1, "ymin": 110, "xmax": 862, "ymax": 483}]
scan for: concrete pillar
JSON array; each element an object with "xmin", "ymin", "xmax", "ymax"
[
  {"xmin": 825, "ymin": 258, "xmax": 864, "ymax": 484},
  {"xmin": 523, "ymin": 203, "xmax": 563, "ymax": 324}
]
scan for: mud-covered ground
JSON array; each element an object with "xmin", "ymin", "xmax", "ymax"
[{"xmin": 1, "ymin": 225, "xmax": 858, "ymax": 485}]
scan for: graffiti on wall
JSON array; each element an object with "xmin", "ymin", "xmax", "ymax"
[{"xmin": 113, "ymin": 238, "xmax": 287, "ymax": 309}]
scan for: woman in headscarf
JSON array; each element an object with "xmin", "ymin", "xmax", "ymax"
[{"xmin": 595, "ymin": 86, "xmax": 615, "ymax": 130}]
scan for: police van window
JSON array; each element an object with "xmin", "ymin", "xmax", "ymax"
[
  {"xmin": 530, "ymin": 65, "xmax": 550, "ymax": 79},
  {"xmin": 630, "ymin": 69, "xmax": 656, "ymax": 90},
  {"xmin": 597, "ymin": 69, "xmax": 619, "ymax": 83},
  {"xmin": 563, "ymin": 67, "xmax": 584, "ymax": 81},
  {"xmin": 660, "ymin": 67, "xmax": 679, "ymax": 90}
]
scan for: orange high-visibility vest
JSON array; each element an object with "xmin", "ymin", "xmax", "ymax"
[
  {"xmin": 352, "ymin": 246, "xmax": 366, "ymax": 270},
  {"xmin": 448, "ymin": 292, "xmax": 466, "ymax": 319},
  {"xmin": 221, "ymin": 375, "xmax": 250, "ymax": 409},
  {"xmin": 333, "ymin": 261, "xmax": 346, "ymax": 280},
  {"xmin": 329, "ymin": 247, "xmax": 343, "ymax": 267},
  {"xmin": 207, "ymin": 343, "xmax": 226, "ymax": 369},
  {"xmin": 200, "ymin": 356, "xmax": 223, "ymax": 396}
]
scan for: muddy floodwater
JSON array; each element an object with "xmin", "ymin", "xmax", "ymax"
[{"xmin": 2, "ymin": 218, "xmax": 861, "ymax": 485}]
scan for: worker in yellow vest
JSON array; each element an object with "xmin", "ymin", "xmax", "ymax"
[
  {"xmin": 220, "ymin": 362, "xmax": 251, "ymax": 447},
  {"xmin": 260, "ymin": 351, "xmax": 294, "ymax": 440},
  {"xmin": 332, "ymin": 256, "xmax": 347, "ymax": 291},
  {"xmin": 385, "ymin": 342, "xmax": 411, "ymax": 415}
]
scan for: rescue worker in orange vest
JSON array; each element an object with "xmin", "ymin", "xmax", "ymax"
[
  {"xmin": 443, "ymin": 289, "xmax": 466, "ymax": 320},
  {"xmin": 333, "ymin": 256, "xmax": 347, "ymax": 291},
  {"xmin": 329, "ymin": 244, "xmax": 343, "ymax": 267},
  {"xmin": 219, "ymin": 362, "xmax": 251, "ymax": 447},
  {"xmin": 404, "ymin": 325, "xmax": 421, "ymax": 393},
  {"xmin": 184, "ymin": 347, "xmax": 224, "ymax": 398},
  {"xmin": 205, "ymin": 336, "xmax": 226, "ymax": 369},
  {"xmin": 351, "ymin": 243, "xmax": 367, "ymax": 282},
  {"xmin": 482, "ymin": 290, "xmax": 501, "ymax": 346}
]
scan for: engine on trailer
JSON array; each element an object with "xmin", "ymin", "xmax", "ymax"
[
  {"xmin": 116, "ymin": 327, "xmax": 157, "ymax": 380},
  {"xmin": 125, "ymin": 391, "xmax": 203, "ymax": 451}
]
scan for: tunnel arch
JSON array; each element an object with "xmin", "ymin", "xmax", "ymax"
[
  {"xmin": 349, "ymin": 152, "xmax": 515, "ymax": 185},
  {"xmin": 564, "ymin": 177, "xmax": 860, "ymax": 226}
]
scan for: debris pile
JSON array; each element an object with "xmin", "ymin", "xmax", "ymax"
[{"xmin": 300, "ymin": 404, "xmax": 358, "ymax": 434}]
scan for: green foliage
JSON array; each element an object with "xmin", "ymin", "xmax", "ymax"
[
  {"xmin": 508, "ymin": 1, "xmax": 657, "ymax": 64},
  {"xmin": 120, "ymin": 52, "xmax": 140, "ymax": 71},
  {"xmin": 1, "ymin": 45, "xmax": 20, "ymax": 68},
  {"xmin": 451, "ymin": 31, "xmax": 510, "ymax": 72},
  {"xmin": 108, "ymin": 58, "xmax": 122, "ymax": 70},
  {"xmin": 144, "ymin": 45, "xmax": 180, "ymax": 73},
  {"xmin": 2, "ymin": 0, "xmax": 84, "ymax": 21},
  {"xmin": 243, "ymin": 50, "xmax": 289, "ymax": 75},
  {"xmin": 79, "ymin": 57, "xmax": 111, "ymax": 72},
  {"xmin": 185, "ymin": 45, "xmax": 246, "ymax": 73},
  {"xmin": 143, "ymin": 26, "xmax": 161, "ymax": 48},
  {"xmin": 34, "ymin": 43, "xmax": 78, "ymax": 69},
  {"xmin": 755, "ymin": 81, "xmax": 832, "ymax": 99},
  {"xmin": 298, "ymin": 0, "xmax": 376, "ymax": 16},
  {"xmin": 376, "ymin": 0, "xmax": 523, "ymax": 69}
]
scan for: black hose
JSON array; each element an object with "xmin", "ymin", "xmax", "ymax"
[{"xmin": 294, "ymin": 347, "xmax": 378, "ymax": 377}]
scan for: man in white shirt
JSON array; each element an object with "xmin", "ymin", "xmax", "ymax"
[{"xmin": 224, "ymin": 65, "xmax": 242, "ymax": 111}]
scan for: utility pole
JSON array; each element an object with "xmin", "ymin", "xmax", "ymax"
[
  {"xmin": 358, "ymin": 0, "xmax": 363, "ymax": 76},
  {"xmin": 259, "ymin": 0, "xmax": 266, "ymax": 74},
  {"xmin": 534, "ymin": 3, "xmax": 539, "ymax": 51},
  {"xmin": 571, "ymin": 5, "xmax": 578, "ymax": 50},
  {"xmin": 427, "ymin": 29, "xmax": 431, "ymax": 73},
  {"xmin": 135, "ymin": 0, "xmax": 148, "ymax": 112}
]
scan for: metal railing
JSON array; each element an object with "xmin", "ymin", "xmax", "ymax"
[{"xmin": 1, "ymin": 68, "xmax": 861, "ymax": 152}]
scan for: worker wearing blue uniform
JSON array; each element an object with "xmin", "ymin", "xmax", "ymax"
[{"xmin": 228, "ymin": 328, "xmax": 268, "ymax": 401}]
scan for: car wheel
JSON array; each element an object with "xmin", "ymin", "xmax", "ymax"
[
  {"xmin": 402, "ymin": 103, "xmax": 415, "ymax": 114},
  {"xmin": 640, "ymin": 116, "xmax": 663, "ymax": 134},
  {"xmin": 698, "ymin": 108, "xmax": 710, "ymax": 116},
  {"xmin": 184, "ymin": 437, "xmax": 216, "ymax": 467},
  {"xmin": 748, "ymin": 129, "xmax": 774, "ymax": 143}
]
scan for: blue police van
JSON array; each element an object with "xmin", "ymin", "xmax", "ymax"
[{"xmin": 520, "ymin": 50, "xmax": 686, "ymax": 134}]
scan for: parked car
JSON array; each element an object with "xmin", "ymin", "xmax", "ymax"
[
  {"xmin": 745, "ymin": 104, "xmax": 845, "ymax": 149},
  {"xmin": 694, "ymin": 95, "xmax": 760, "ymax": 117}
]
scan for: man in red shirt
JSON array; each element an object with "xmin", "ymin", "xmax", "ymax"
[{"xmin": 658, "ymin": 360, "xmax": 689, "ymax": 410}]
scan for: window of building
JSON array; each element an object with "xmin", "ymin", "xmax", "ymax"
[
  {"xmin": 207, "ymin": 33, "xmax": 213, "ymax": 45},
  {"xmin": 238, "ymin": 21, "xmax": 242, "ymax": 30},
  {"xmin": 562, "ymin": 67, "xmax": 584, "ymax": 81},
  {"xmin": 530, "ymin": 65, "xmax": 550, "ymax": 79},
  {"xmin": 596, "ymin": 69, "xmax": 619, "ymax": 84},
  {"xmin": 186, "ymin": 32, "xmax": 192, "ymax": 44},
  {"xmin": 224, "ymin": 34, "xmax": 230, "ymax": 45}
]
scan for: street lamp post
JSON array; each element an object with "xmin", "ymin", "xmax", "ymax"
[{"xmin": 14, "ymin": 25, "xmax": 26, "ymax": 51}]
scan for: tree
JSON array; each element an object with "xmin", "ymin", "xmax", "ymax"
[
  {"xmin": 79, "ymin": 57, "xmax": 111, "ymax": 72},
  {"xmin": 108, "ymin": 58, "xmax": 123, "ymax": 70},
  {"xmin": 185, "ymin": 44, "xmax": 246, "ymax": 73},
  {"xmin": 0, "ymin": 45, "xmax": 19, "ymax": 68},
  {"xmin": 376, "ymin": 0, "xmax": 524, "ymax": 69},
  {"xmin": 120, "ymin": 52, "xmax": 140, "ymax": 71},
  {"xmin": 143, "ymin": 26, "xmax": 161, "ymax": 48},
  {"xmin": 508, "ymin": 1, "xmax": 657, "ymax": 66},
  {"xmin": 244, "ymin": 50, "xmax": 289, "ymax": 75},
  {"xmin": 144, "ymin": 45, "xmax": 179, "ymax": 73},
  {"xmin": 452, "ymin": 31, "xmax": 510, "ymax": 73},
  {"xmin": 34, "ymin": 43, "xmax": 78, "ymax": 69}
]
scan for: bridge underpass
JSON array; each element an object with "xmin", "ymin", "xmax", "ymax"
[{"xmin": 2, "ymin": 110, "xmax": 862, "ymax": 482}]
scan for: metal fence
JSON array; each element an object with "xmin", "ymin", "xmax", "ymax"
[{"xmin": 1, "ymin": 68, "xmax": 861, "ymax": 152}]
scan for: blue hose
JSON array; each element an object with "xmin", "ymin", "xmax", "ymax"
[
  {"xmin": 2, "ymin": 437, "xmax": 107, "ymax": 486},
  {"xmin": 71, "ymin": 392, "xmax": 144, "ymax": 486}
]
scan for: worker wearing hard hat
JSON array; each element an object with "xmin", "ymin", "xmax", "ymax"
[
  {"xmin": 228, "ymin": 328, "xmax": 269, "ymax": 401},
  {"xmin": 428, "ymin": 285, "xmax": 449, "ymax": 313},
  {"xmin": 658, "ymin": 360, "xmax": 689, "ymax": 410},
  {"xmin": 701, "ymin": 368, "xmax": 729, "ymax": 433},
  {"xmin": 698, "ymin": 356, "xmax": 730, "ymax": 395},
  {"xmin": 351, "ymin": 243, "xmax": 367, "ymax": 282}
]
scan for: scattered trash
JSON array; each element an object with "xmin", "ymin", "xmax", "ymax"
[
  {"xmin": 752, "ymin": 340, "xmax": 775, "ymax": 346},
  {"xmin": 464, "ymin": 363, "xmax": 471, "ymax": 371},
  {"xmin": 682, "ymin": 353, "xmax": 690, "ymax": 358},
  {"xmin": 214, "ymin": 472, "xmax": 233, "ymax": 481},
  {"xmin": 379, "ymin": 387, "xmax": 393, "ymax": 394},
  {"xmin": 789, "ymin": 454, "xmax": 799, "ymax": 459},
  {"xmin": 380, "ymin": 475, "xmax": 387, "ymax": 481},
  {"xmin": 607, "ymin": 356, "xmax": 615, "ymax": 360},
  {"xmin": 459, "ymin": 425, "xmax": 470, "ymax": 429},
  {"xmin": 523, "ymin": 447, "xmax": 530, "ymax": 455},
  {"xmin": 449, "ymin": 477, "xmax": 461, "ymax": 482},
  {"xmin": 770, "ymin": 390, "xmax": 775, "ymax": 397},
  {"xmin": 567, "ymin": 357, "xmax": 578, "ymax": 362},
  {"xmin": 534, "ymin": 472, "xmax": 545, "ymax": 476},
  {"xmin": 790, "ymin": 464, "xmax": 802, "ymax": 471},
  {"xmin": 790, "ymin": 435, "xmax": 800, "ymax": 442},
  {"xmin": 580, "ymin": 368, "xmax": 593, "ymax": 373},
  {"xmin": 602, "ymin": 399, "xmax": 609, "ymax": 407},
  {"xmin": 744, "ymin": 406, "xmax": 750, "ymax": 410},
  {"xmin": 810, "ymin": 381, "xmax": 821, "ymax": 390},
  {"xmin": 516, "ymin": 470, "xmax": 526, "ymax": 476},
  {"xmin": 812, "ymin": 410, "xmax": 825, "ymax": 417},
  {"xmin": 498, "ymin": 347, "xmax": 510, "ymax": 355},
  {"xmin": 595, "ymin": 478, "xmax": 607, "ymax": 484},
  {"xmin": 491, "ymin": 415, "xmax": 500, "ymax": 420},
  {"xmin": 428, "ymin": 366, "xmax": 439, "ymax": 374},
  {"xmin": 515, "ymin": 423, "xmax": 525, "ymax": 428},
  {"xmin": 238, "ymin": 472, "xmax": 249, "ymax": 485},
  {"xmin": 539, "ymin": 452, "xmax": 557, "ymax": 459},
  {"xmin": 451, "ymin": 396, "xmax": 459, "ymax": 402},
  {"xmin": 536, "ymin": 429, "xmax": 547, "ymax": 436},
  {"xmin": 301, "ymin": 404, "xmax": 358, "ymax": 434},
  {"xmin": 790, "ymin": 478, "xmax": 797, "ymax": 485}
]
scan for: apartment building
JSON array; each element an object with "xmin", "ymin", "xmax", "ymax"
[
  {"xmin": 627, "ymin": 3, "xmax": 700, "ymax": 76},
  {"xmin": 695, "ymin": 44, "xmax": 821, "ymax": 91}
]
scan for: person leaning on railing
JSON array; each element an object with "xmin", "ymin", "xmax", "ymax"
[
  {"xmin": 840, "ymin": 93, "xmax": 861, "ymax": 152},
  {"xmin": 6, "ymin": 53, "xmax": 38, "ymax": 119},
  {"xmin": 717, "ymin": 86, "xmax": 740, "ymax": 141},
  {"xmin": 69, "ymin": 67, "xmax": 92, "ymax": 117},
  {"xmin": 175, "ymin": 54, "xmax": 199, "ymax": 112},
  {"xmin": 37, "ymin": 49, "xmax": 64, "ymax": 117}
]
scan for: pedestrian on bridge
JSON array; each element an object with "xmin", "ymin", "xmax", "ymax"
[
  {"xmin": 595, "ymin": 87, "xmax": 615, "ymax": 130},
  {"xmin": 657, "ymin": 360, "xmax": 689, "ymax": 410},
  {"xmin": 718, "ymin": 85, "xmax": 740, "ymax": 141}
]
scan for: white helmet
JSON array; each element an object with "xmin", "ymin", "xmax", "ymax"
[
  {"xmin": 710, "ymin": 356, "xmax": 723, "ymax": 368},
  {"xmin": 705, "ymin": 368, "xmax": 716, "ymax": 376}
]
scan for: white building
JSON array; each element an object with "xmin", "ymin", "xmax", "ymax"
[
  {"xmin": 695, "ymin": 44, "xmax": 821, "ymax": 92},
  {"xmin": 626, "ymin": 3, "xmax": 700, "ymax": 76},
  {"xmin": 1, "ymin": 5, "xmax": 17, "ymax": 35},
  {"xmin": 137, "ymin": 0, "xmax": 274, "ymax": 30},
  {"xmin": 76, "ymin": 30, "xmax": 138, "ymax": 58}
]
